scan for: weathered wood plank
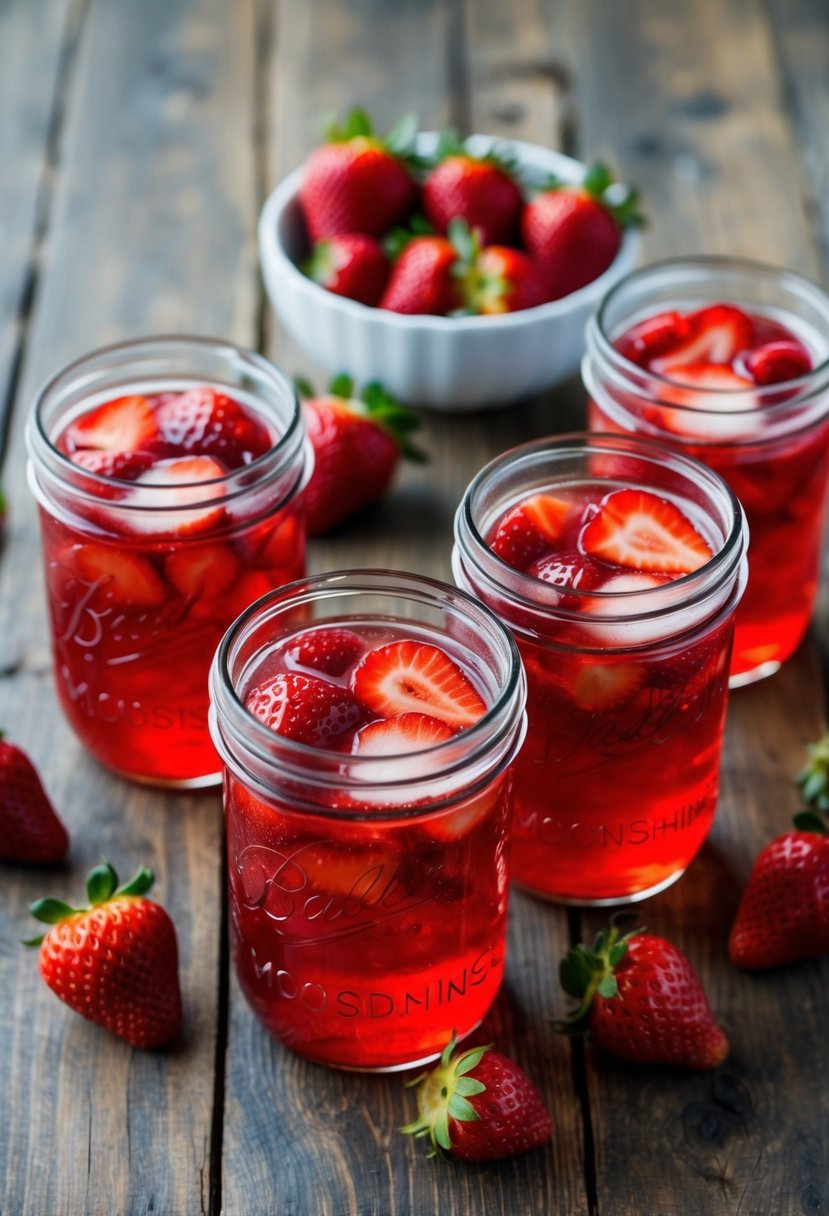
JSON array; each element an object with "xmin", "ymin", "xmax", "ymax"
[
  {"xmin": 547, "ymin": 1, "xmax": 829, "ymax": 1211},
  {"xmin": 0, "ymin": 1, "xmax": 261, "ymax": 1212},
  {"xmin": 225, "ymin": 1, "xmax": 588, "ymax": 1213},
  {"xmin": 0, "ymin": 0, "xmax": 75, "ymax": 458}
]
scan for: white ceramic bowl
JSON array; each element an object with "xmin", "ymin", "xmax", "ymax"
[{"xmin": 259, "ymin": 134, "xmax": 639, "ymax": 411}]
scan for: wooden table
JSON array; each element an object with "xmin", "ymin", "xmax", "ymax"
[{"xmin": 2, "ymin": 2, "xmax": 828, "ymax": 1213}]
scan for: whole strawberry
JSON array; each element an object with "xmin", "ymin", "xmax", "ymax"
[
  {"xmin": 422, "ymin": 135, "xmax": 524, "ymax": 246},
  {"xmin": 522, "ymin": 162, "xmax": 642, "ymax": 300},
  {"xmin": 299, "ymin": 108, "xmax": 417, "ymax": 242},
  {"xmin": 401, "ymin": 1037, "xmax": 552, "ymax": 1161},
  {"xmin": 29, "ymin": 861, "xmax": 182, "ymax": 1049},
  {"xmin": 379, "ymin": 233, "xmax": 461, "ymax": 315},
  {"xmin": 559, "ymin": 921, "xmax": 728, "ymax": 1069},
  {"xmin": 0, "ymin": 733, "xmax": 68, "ymax": 863},
  {"xmin": 299, "ymin": 376, "xmax": 425, "ymax": 534},
  {"xmin": 303, "ymin": 233, "xmax": 389, "ymax": 305},
  {"xmin": 460, "ymin": 236, "xmax": 546, "ymax": 314}
]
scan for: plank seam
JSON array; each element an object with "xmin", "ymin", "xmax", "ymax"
[
  {"xmin": 253, "ymin": 0, "xmax": 278, "ymax": 358},
  {"xmin": 209, "ymin": 828, "xmax": 231, "ymax": 1216},
  {"xmin": 0, "ymin": 0, "xmax": 91, "ymax": 471},
  {"xmin": 567, "ymin": 907, "xmax": 599, "ymax": 1216}
]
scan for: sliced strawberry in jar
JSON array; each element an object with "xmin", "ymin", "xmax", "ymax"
[
  {"xmin": 527, "ymin": 550, "xmax": 605, "ymax": 595},
  {"xmin": 650, "ymin": 304, "xmax": 754, "ymax": 372},
  {"xmin": 615, "ymin": 310, "xmax": 691, "ymax": 365},
  {"xmin": 285, "ymin": 627, "xmax": 366, "ymax": 678},
  {"xmin": 62, "ymin": 395, "xmax": 159, "ymax": 455},
  {"xmin": 165, "ymin": 543, "xmax": 239, "ymax": 599},
  {"xmin": 570, "ymin": 660, "xmax": 645, "ymax": 712},
  {"xmin": 351, "ymin": 639, "xmax": 487, "ymax": 730},
  {"xmin": 154, "ymin": 387, "xmax": 273, "ymax": 467},
  {"xmin": 580, "ymin": 488, "xmax": 712, "ymax": 575},
  {"xmin": 69, "ymin": 449, "xmax": 155, "ymax": 482},
  {"xmin": 351, "ymin": 712, "xmax": 455, "ymax": 756},
  {"xmin": 743, "ymin": 340, "xmax": 812, "ymax": 385},
  {"xmin": 489, "ymin": 493, "xmax": 572, "ymax": 571},
  {"xmin": 422, "ymin": 778, "xmax": 504, "ymax": 843},
  {"xmin": 653, "ymin": 363, "xmax": 759, "ymax": 438},
  {"xmin": 127, "ymin": 455, "xmax": 228, "ymax": 537},
  {"xmin": 246, "ymin": 672, "xmax": 365, "ymax": 747},
  {"xmin": 72, "ymin": 543, "xmax": 166, "ymax": 606}
]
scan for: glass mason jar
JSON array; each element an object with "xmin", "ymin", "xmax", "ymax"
[
  {"xmin": 453, "ymin": 433, "xmax": 747, "ymax": 905},
  {"xmin": 583, "ymin": 257, "xmax": 829, "ymax": 685},
  {"xmin": 26, "ymin": 336, "xmax": 310, "ymax": 788},
  {"xmin": 208, "ymin": 570, "xmax": 527, "ymax": 1071}
]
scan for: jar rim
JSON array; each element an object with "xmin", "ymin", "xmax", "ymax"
[
  {"xmin": 590, "ymin": 256, "xmax": 829, "ymax": 412},
  {"xmin": 209, "ymin": 568, "xmax": 527, "ymax": 813},
  {"xmin": 26, "ymin": 334, "xmax": 308, "ymax": 510},
  {"xmin": 453, "ymin": 431, "xmax": 747, "ymax": 636}
]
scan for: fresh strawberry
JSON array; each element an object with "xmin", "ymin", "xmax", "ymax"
[
  {"xmin": 521, "ymin": 163, "xmax": 641, "ymax": 300},
  {"xmin": 285, "ymin": 627, "xmax": 365, "ymax": 677},
  {"xmin": 153, "ymin": 387, "xmax": 272, "ymax": 467},
  {"xmin": 464, "ymin": 245, "xmax": 546, "ymax": 315},
  {"xmin": 489, "ymin": 493, "xmax": 572, "ymax": 571},
  {"xmin": 580, "ymin": 488, "xmax": 712, "ymax": 575},
  {"xmin": 299, "ymin": 377, "xmax": 424, "ymax": 535},
  {"xmin": 422, "ymin": 139, "xmax": 524, "ymax": 246},
  {"xmin": 650, "ymin": 304, "xmax": 754, "ymax": 373},
  {"xmin": 73, "ymin": 543, "xmax": 166, "ymax": 607},
  {"xmin": 299, "ymin": 109, "xmax": 417, "ymax": 241},
  {"xmin": 246, "ymin": 671, "xmax": 365, "ymax": 747},
  {"xmin": 616, "ymin": 310, "xmax": 692, "ymax": 365},
  {"xmin": 559, "ymin": 921, "xmax": 728, "ymax": 1069},
  {"xmin": 128, "ymin": 455, "xmax": 228, "ymax": 537},
  {"xmin": 351, "ymin": 712, "xmax": 455, "ymax": 755},
  {"xmin": 401, "ymin": 1036, "xmax": 552, "ymax": 1161},
  {"xmin": 61, "ymin": 395, "xmax": 159, "ymax": 455},
  {"xmin": 69, "ymin": 449, "xmax": 155, "ymax": 482},
  {"xmin": 165, "ymin": 543, "xmax": 239, "ymax": 600},
  {"xmin": 743, "ymin": 339, "xmax": 812, "ymax": 385},
  {"xmin": 527, "ymin": 550, "xmax": 604, "ymax": 594},
  {"xmin": 28, "ymin": 861, "xmax": 182, "ymax": 1049},
  {"xmin": 303, "ymin": 232, "xmax": 389, "ymax": 305},
  {"xmin": 379, "ymin": 234, "xmax": 461, "ymax": 314},
  {"xmin": 0, "ymin": 734, "xmax": 69, "ymax": 864},
  {"xmin": 351, "ymin": 639, "xmax": 486, "ymax": 730}
]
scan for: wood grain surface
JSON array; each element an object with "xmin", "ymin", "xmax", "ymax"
[{"xmin": 0, "ymin": 1, "xmax": 827, "ymax": 1214}]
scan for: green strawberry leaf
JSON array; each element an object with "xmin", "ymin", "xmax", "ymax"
[
  {"xmin": 447, "ymin": 1094, "xmax": 479, "ymax": 1122},
  {"xmin": 597, "ymin": 975, "xmax": 618, "ymax": 999},
  {"xmin": 792, "ymin": 809, "xmax": 829, "ymax": 835},
  {"xmin": 385, "ymin": 111, "xmax": 418, "ymax": 157},
  {"xmin": 29, "ymin": 897, "xmax": 76, "ymax": 924},
  {"xmin": 329, "ymin": 373, "xmax": 355, "ymax": 400},
  {"xmin": 454, "ymin": 1045, "xmax": 489, "ymax": 1076},
  {"xmin": 453, "ymin": 1076, "xmax": 486, "ymax": 1097},
  {"xmin": 294, "ymin": 376, "xmax": 315, "ymax": 400},
  {"xmin": 342, "ymin": 107, "xmax": 373, "ymax": 140},
  {"xmin": 559, "ymin": 948, "xmax": 592, "ymax": 998},
  {"xmin": 115, "ymin": 865, "xmax": 155, "ymax": 898}
]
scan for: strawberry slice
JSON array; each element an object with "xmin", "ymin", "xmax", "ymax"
[
  {"xmin": 351, "ymin": 712, "xmax": 455, "ymax": 756},
  {"xmin": 351, "ymin": 639, "xmax": 487, "ymax": 730},
  {"xmin": 570, "ymin": 661, "xmax": 645, "ymax": 712},
  {"xmin": 154, "ymin": 387, "xmax": 273, "ymax": 467},
  {"xmin": 616, "ymin": 310, "xmax": 692, "ymax": 365},
  {"xmin": 743, "ymin": 340, "xmax": 812, "ymax": 386},
  {"xmin": 650, "ymin": 304, "xmax": 754, "ymax": 372},
  {"xmin": 127, "ymin": 455, "xmax": 228, "ymax": 536},
  {"xmin": 73, "ymin": 543, "xmax": 166, "ymax": 607},
  {"xmin": 62, "ymin": 395, "xmax": 159, "ymax": 454},
  {"xmin": 69, "ymin": 449, "xmax": 155, "ymax": 481},
  {"xmin": 246, "ymin": 672, "xmax": 365, "ymax": 747},
  {"xmin": 422, "ymin": 780, "xmax": 503, "ymax": 842},
  {"xmin": 580, "ymin": 488, "xmax": 712, "ymax": 575},
  {"xmin": 286, "ymin": 627, "xmax": 365, "ymax": 678},
  {"xmin": 528, "ymin": 550, "xmax": 604, "ymax": 594},
  {"xmin": 165, "ymin": 544, "xmax": 239, "ymax": 600},
  {"xmin": 490, "ymin": 494, "xmax": 572, "ymax": 571},
  {"xmin": 653, "ymin": 363, "xmax": 759, "ymax": 438}
]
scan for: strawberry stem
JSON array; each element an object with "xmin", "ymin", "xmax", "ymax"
[
  {"xmin": 797, "ymin": 733, "xmax": 829, "ymax": 812},
  {"xmin": 558, "ymin": 920, "xmax": 642, "ymax": 1032}
]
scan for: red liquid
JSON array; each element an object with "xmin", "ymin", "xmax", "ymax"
[
  {"xmin": 225, "ymin": 624, "xmax": 510, "ymax": 1070},
  {"xmin": 594, "ymin": 305, "xmax": 829, "ymax": 680},
  {"xmin": 486, "ymin": 483, "xmax": 734, "ymax": 903},
  {"xmin": 42, "ymin": 388, "xmax": 305, "ymax": 784}
]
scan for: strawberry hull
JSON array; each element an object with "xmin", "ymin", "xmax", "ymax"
[
  {"xmin": 453, "ymin": 433, "xmax": 747, "ymax": 904},
  {"xmin": 27, "ymin": 338, "xmax": 310, "ymax": 787},
  {"xmin": 209, "ymin": 572, "xmax": 527, "ymax": 1070}
]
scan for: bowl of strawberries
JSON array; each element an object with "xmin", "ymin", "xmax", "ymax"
[{"xmin": 259, "ymin": 110, "xmax": 641, "ymax": 411}]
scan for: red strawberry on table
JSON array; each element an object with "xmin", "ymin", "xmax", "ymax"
[
  {"xmin": 299, "ymin": 108, "xmax": 417, "ymax": 241},
  {"xmin": 0, "ymin": 734, "xmax": 69, "ymax": 864},
  {"xmin": 401, "ymin": 1036, "xmax": 552, "ymax": 1161},
  {"xmin": 303, "ymin": 232, "xmax": 389, "ymax": 306},
  {"xmin": 351, "ymin": 638, "xmax": 486, "ymax": 730},
  {"xmin": 28, "ymin": 861, "xmax": 182, "ymax": 1049},
  {"xmin": 559, "ymin": 921, "xmax": 729, "ymax": 1069},
  {"xmin": 298, "ymin": 376, "xmax": 425, "ymax": 535},
  {"xmin": 422, "ymin": 135, "xmax": 524, "ymax": 246},
  {"xmin": 579, "ymin": 487, "xmax": 712, "ymax": 575},
  {"xmin": 729, "ymin": 737, "xmax": 829, "ymax": 970},
  {"xmin": 379, "ymin": 233, "xmax": 461, "ymax": 315},
  {"xmin": 522, "ymin": 162, "xmax": 642, "ymax": 300}
]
